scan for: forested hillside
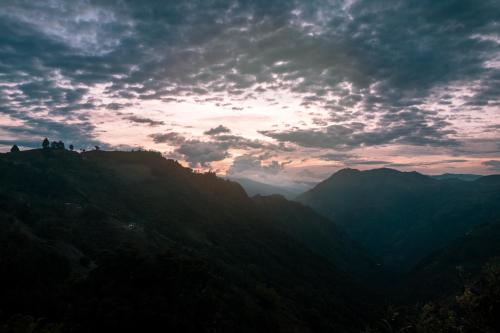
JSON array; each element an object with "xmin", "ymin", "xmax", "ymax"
[{"xmin": 0, "ymin": 149, "xmax": 377, "ymax": 333}]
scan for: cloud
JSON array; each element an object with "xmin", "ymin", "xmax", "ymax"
[
  {"xmin": 346, "ymin": 160, "xmax": 391, "ymax": 166},
  {"xmin": 0, "ymin": 139, "xmax": 42, "ymax": 149},
  {"xmin": 450, "ymin": 138, "xmax": 500, "ymax": 157},
  {"xmin": 0, "ymin": 0, "xmax": 133, "ymax": 56},
  {"xmin": 204, "ymin": 125, "xmax": 231, "ymax": 136},
  {"xmin": 126, "ymin": 116, "xmax": 165, "ymax": 127},
  {"xmin": 389, "ymin": 159, "xmax": 468, "ymax": 168},
  {"xmin": 0, "ymin": 0, "xmax": 498, "ymax": 175},
  {"xmin": 176, "ymin": 141, "xmax": 228, "ymax": 167},
  {"xmin": 260, "ymin": 110, "xmax": 458, "ymax": 150},
  {"xmin": 149, "ymin": 132, "xmax": 186, "ymax": 144},
  {"xmin": 319, "ymin": 152, "xmax": 354, "ymax": 161},
  {"xmin": 3, "ymin": 0, "xmax": 498, "ymax": 118},
  {"xmin": 149, "ymin": 130, "xmax": 283, "ymax": 152},
  {"xmin": 482, "ymin": 160, "xmax": 500, "ymax": 172},
  {"xmin": 227, "ymin": 154, "xmax": 290, "ymax": 177},
  {"xmin": 0, "ymin": 115, "xmax": 105, "ymax": 149},
  {"xmin": 317, "ymin": 154, "xmax": 471, "ymax": 169},
  {"xmin": 148, "ymin": 130, "xmax": 292, "ymax": 167}
]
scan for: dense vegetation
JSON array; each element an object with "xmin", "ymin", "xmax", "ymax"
[
  {"xmin": 298, "ymin": 168, "xmax": 500, "ymax": 272},
  {"xmin": 1, "ymin": 148, "xmax": 499, "ymax": 332},
  {"xmin": 367, "ymin": 261, "xmax": 500, "ymax": 333},
  {"xmin": 0, "ymin": 149, "xmax": 377, "ymax": 333}
]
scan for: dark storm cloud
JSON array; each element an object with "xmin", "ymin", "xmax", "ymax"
[{"xmin": 0, "ymin": 0, "xmax": 498, "ymax": 152}]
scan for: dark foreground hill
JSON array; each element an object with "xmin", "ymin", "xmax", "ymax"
[
  {"xmin": 297, "ymin": 168, "xmax": 500, "ymax": 272},
  {"xmin": 0, "ymin": 149, "xmax": 378, "ymax": 333}
]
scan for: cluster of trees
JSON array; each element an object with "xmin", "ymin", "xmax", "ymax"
[
  {"xmin": 43, "ymin": 138, "xmax": 72, "ymax": 151},
  {"xmin": 9, "ymin": 138, "xmax": 101, "ymax": 153}
]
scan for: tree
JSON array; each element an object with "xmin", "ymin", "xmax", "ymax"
[
  {"xmin": 95, "ymin": 146, "xmax": 100, "ymax": 151},
  {"xmin": 10, "ymin": 145, "xmax": 20, "ymax": 153},
  {"xmin": 42, "ymin": 138, "xmax": 49, "ymax": 149},
  {"xmin": 69, "ymin": 144, "xmax": 74, "ymax": 151},
  {"xmin": 50, "ymin": 141, "xmax": 65, "ymax": 150}
]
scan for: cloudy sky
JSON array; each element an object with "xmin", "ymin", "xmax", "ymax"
[{"xmin": 0, "ymin": 0, "xmax": 499, "ymax": 186}]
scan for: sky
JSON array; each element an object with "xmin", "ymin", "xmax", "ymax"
[{"xmin": 0, "ymin": 0, "xmax": 499, "ymax": 187}]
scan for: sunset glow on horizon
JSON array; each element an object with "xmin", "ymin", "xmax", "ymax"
[{"xmin": 0, "ymin": 0, "xmax": 499, "ymax": 186}]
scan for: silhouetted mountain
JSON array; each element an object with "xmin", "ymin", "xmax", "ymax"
[
  {"xmin": 0, "ymin": 149, "xmax": 378, "ymax": 333},
  {"xmin": 297, "ymin": 168, "xmax": 500, "ymax": 271},
  {"xmin": 229, "ymin": 177, "xmax": 306, "ymax": 199},
  {"xmin": 431, "ymin": 173, "xmax": 483, "ymax": 181}
]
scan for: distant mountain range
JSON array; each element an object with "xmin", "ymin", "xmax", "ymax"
[
  {"xmin": 430, "ymin": 173, "xmax": 483, "ymax": 181},
  {"xmin": 297, "ymin": 168, "xmax": 500, "ymax": 271},
  {"xmin": 232, "ymin": 173, "xmax": 485, "ymax": 199},
  {"xmin": 228, "ymin": 177, "xmax": 308, "ymax": 199}
]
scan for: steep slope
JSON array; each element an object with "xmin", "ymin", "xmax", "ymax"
[
  {"xmin": 253, "ymin": 194, "xmax": 383, "ymax": 283},
  {"xmin": 401, "ymin": 221, "xmax": 500, "ymax": 301},
  {"xmin": 297, "ymin": 168, "xmax": 500, "ymax": 271},
  {"xmin": 0, "ymin": 149, "xmax": 378, "ymax": 333}
]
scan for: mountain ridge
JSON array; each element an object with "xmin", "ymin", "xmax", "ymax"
[{"xmin": 297, "ymin": 167, "xmax": 500, "ymax": 271}]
